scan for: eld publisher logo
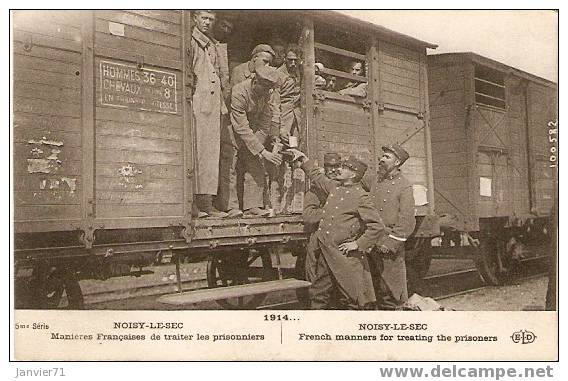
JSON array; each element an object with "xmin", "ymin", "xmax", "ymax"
[{"xmin": 511, "ymin": 330, "xmax": 536, "ymax": 344}]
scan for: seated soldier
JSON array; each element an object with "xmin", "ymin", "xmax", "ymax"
[
  {"xmin": 230, "ymin": 65, "xmax": 283, "ymax": 217},
  {"xmin": 338, "ymin": 60, "xmax": 368, "ymax": 97}
]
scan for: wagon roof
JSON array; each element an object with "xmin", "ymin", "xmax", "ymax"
[
  {"xmin": 429, "ymin": 52, "xmax": 557, "ymax": 88},
  {"xmin": 308, "ymin": 10, "xmax": 438, "ymax": 50}
]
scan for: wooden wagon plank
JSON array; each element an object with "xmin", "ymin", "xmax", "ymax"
[
  {"xmin": 13, "ymin": 129, "xmax": 82, "ymax": 148},
  {"xmin": 12, "ymin": 19, "xmax": 82, "ymax": 42},
  {"xmin": 124, "ymin": 10, "xmax": 182, "ymax": 25},
  {"xmin": 380, "ymin": 53, "xmax": 420, "ymax": 73},
  {"xmin": 96, "ymin": 10, "xmax": 181, "ymax": 36},
  {"xmin": 13, "ymin": 54, "xmax": 81, "ymax": 76},
  {"xmin": 96, "ymin": 162, "xmax": 183, "ymax": 179},
  {"xmin": 96, "ymin": 177, "xmax": 183, "ymax": 192},
  {"xmin": 14, "ymin": 82, "xmax": 81, "ymax": 105},
  {"xmin": 14, "ymin": 142, "xmax": 82, "ymax": 163},
  {"xmin": 94, "ymin": 46, "xmax": 182, "ymax": 71},
  {"xmin": 13, "ymin": 41, "xmax": 82, "ymax": 64},
  {"xmin": 96, "ymin": 148, "xmax": 182, "ymax": 166},
  {"xmin": 95, "ymin": 106, "xmax": 183, "ymax": 125},
  {"xmin": 14, "ymin": 204, "xmax": 83, "ymax": 221},
  {"xmin": 318, "ymin": 130, "xmax": 373, "ymax": 146},
  {"xmin": 95, "ymin": 134, "xmax": 182, "ymax": 153},
  {"xmin": 13, "ymin": 68, "xmax": 81, "ymax": 89},
  {"xmin": 95, "ymin": 120, "xmax": 183, "ymax": 141},
  {"xmin": 320, "ymin": 107, "xmax": 370, "ymax": 126},
  {"xmin": 382, "ymin": 81, "xmax": 420, "ymax": 98},
  {"xmin": 95, "ymin": 18, "xmax": 181, "ymax": 49},
  {"xmin": 383, "ymin": 91, "xmax": 420, "ymax": 110},
  {"xmin": 13, "ymin": 29, "xmax": 82, "ymax": 53},
  {"xmin": 15, "ymin": 190, "xmax": 81, "ymax": 206},
  {"xmin": 96, "ymin": 190, "xmax": 183, "ymax": 204},
  {"xmin": 13, "ymin": 10, "xmax": 86, "ymax": 27},
  {"xmin": 13, "ymin": 175, "xmax": 82, "ymax": 191},
  {"xmin": 381, "ymin": 71, "xmax": 419, "ymax": 90},
  {"xmin": 14, "ymin": 97, "xmax": 81, "ymax": 118},
  {"xmin": 95, "ymin": 203, "xmax": 184, "ymax": 218},
  {"xmin": 95, "ymin": 32, "xmax": 181, "ymax": 61},
  {"xmin": 380, "ymin": 64, "xmax": 420, "ymax": 82}
]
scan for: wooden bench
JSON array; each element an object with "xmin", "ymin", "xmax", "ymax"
[{"xmin": 157, "ymin": 279, "xmax": 311, "ymax": 307}]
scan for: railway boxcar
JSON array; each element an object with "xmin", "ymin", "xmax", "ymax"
[
  {"xmin": 427, "ymin": 53, "xmax": 557, "ymax": 285},
  {"xmin": 13, "ymin": 10, "xmax": 439, "ymax": 309}
]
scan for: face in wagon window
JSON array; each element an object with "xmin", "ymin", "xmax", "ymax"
[
  {"xmin": 350, "ymin": 61, "xmax": 363, "ymax": 76},
  {"xmin": 194, "ymin": 11, "xmax": 216, "ymax": 35}
]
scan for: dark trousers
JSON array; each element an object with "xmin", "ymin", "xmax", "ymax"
[
  {"xmin": 307, "ymin": 249, "xmax": 358, "ymax": 310},
  {"xmin": 368, "ymin": 251, "xmax": 405, "ymax": 310}
]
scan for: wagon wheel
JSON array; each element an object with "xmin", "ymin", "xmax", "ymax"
[
  {"xmin": 405, "ymin": 238, "xmax": 433, "ymax": 295},
  {"xmin": 206, "ymin": 250, "xmax": 275, "ymax": 309},
  {"xmin": 293, "ymin": 251, "xmax": 310, "ymax": 308},
  {"xmin": 473, "ymin": 236, "xmax": 510, "ymax": 286},
  {"xmin": 29, "ymin": 265, "xmax": 84, "ymax": 309}
]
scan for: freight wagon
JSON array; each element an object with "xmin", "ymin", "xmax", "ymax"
[
  {"xmin": 13, "ymin": 10, "xmax": 440, "ymax": 309},
  {"xmin": 427, "ymin": 53, "xmax": 557, "ymax": 285}
]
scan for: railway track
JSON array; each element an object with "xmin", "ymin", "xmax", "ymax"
[{"xmin": 81, "ymin": 254, "xmax": 549, "ymax": 310}]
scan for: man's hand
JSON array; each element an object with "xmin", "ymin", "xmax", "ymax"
[
  {"xmin": 285, "ymin": 148, "xmax": 307, "ymax": 163},
  {"xmin": 379, "ymin": 245, "xmax": 390, "ymax": 254},
  {"xmin": 261, "ymin": 149, "xmax": 283, "ymax": 165},
  {"xmin": 338, "ymin": 241, "xmax": 359, "ymax": 254}
]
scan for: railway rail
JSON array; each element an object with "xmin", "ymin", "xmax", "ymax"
[{"xmin": 77, "ymin": 252, "xmax": 549, "ymax": 310}]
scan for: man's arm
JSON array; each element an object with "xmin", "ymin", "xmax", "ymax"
[
  {"xmin": 303, "ymin": 189, "xmax": 324, "ymax": 231},
  {"xmin": 377, "ymin": 185, "xmax": 416, "ymax": 253},
  {"xmin": 230, "ymin": 90, "xmax": 266, "ymax": 155},
  {"xmin": 300, "ymin": 159, "xmax": 336, "ymax": 196},
  {"xmin": 355, "ymin": 193, "xmax": 386, "ymax": 252}
]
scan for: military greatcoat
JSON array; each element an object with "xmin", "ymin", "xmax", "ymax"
[
  {"xmin": 363, "ymin": 168, "xmax": 416, "ymax": 304},
  {"xmin": 190, "ymin": 27, "xmax": 227, "ymax": 195},
  {"xmin": 302, "ymin": 160, "xmax": 385, "ymax": 308}
]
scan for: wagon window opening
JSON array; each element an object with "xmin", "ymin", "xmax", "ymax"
[
  {"xmin": 474, "ymin": 65, "xmax": 506, "ymax": 110},
  {"xmin": 313, "ymin": 22, "xmax": 369, "ymax": 98}
]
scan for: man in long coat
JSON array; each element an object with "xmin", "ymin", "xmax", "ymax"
[
  {"xmin": 230, "ymin": 66, "xmax": 283, "ymax": 216},
  {"xmin": 363, "ymin": 144, "xmax": 416, "ymax": 309},
  {"xmin": 302, "ymin": 153, "xmax": 341, "ymax": 309},
  {"xmin": 190, "ymin": 10, "xmax": 228, "ymax": 218},
  {"xmin": 294, "ymin": 151, "xmax": 385, "ymax": 309}
]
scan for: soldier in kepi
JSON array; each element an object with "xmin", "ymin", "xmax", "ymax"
[
  {"xmin": 290, "ymin": 149, "xmax": 385, "ymax": 309},
  {"xmin": 363, "ymin": 144, "xmax": 416, "ymax": 310},
  {"xmin": 302, "ymin": 153, "xmax": 341, "ymax": 309},
  {"xmin": 190, "ymin": 10, "xmax": 229, "ymax": 218},
  {"xmin": 230, "ymin": 65, "xmax": 282, "ymax": 217}
]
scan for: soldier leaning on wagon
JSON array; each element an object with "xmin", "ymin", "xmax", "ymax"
[
  {"xmin": 216, "ymin": 44, "xmax": 280, "ymax": 216},
  {"xmin": 362, "ymin": 144, "xmax": 416, "ymax": 310},
  {"xmin": 301, "ymin": 153, "xmax": 342, "ymax": 309},
  {"xmin": 229, "ymin": 66, "xmax": 283, "ymax": 217},
  {"xmin": 189, "ymin": 10, "xmax": 230, "ymax": 218},
  {"xmin": 290, "ymin": 149, "xmax": 385, "ymax": 309}
]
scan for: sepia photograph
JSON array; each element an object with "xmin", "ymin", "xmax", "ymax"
[{"xmin": 10, "ymin": 9, "xmax": 558, "ymax": 362}]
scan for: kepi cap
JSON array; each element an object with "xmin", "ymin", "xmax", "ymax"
[
  {"xmin": 323, "ymin": 153, "xmax": 341, "ymax": 166},
  {"xmin": 254, "ymin": 65, "xmax": 280, "ymax": 87},
  {"xmin": 342, "ymin": 155, "xmax": 368, "ymax": 177},
  {"xmin": 251, "ymin": 44, "xmax": 276, "ymax": 58},
  {"xmin": 382, "ymin": 143, "xmax": 410, "ymax": 165}
]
